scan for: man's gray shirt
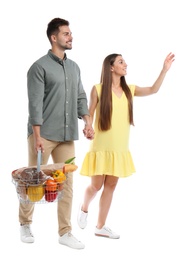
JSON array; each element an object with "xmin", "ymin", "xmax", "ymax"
[{"xmin": 27, "ymin": 50, "xmax": 89, "ymax": 141}]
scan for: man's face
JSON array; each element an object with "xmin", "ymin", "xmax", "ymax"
[{"xmin": 52, "ymin": 25, "xmax": 73, "ymax": 50}]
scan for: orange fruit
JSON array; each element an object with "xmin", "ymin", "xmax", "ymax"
[{"xmin": 45, "ymin": 179, "xmax": 57, "ymax": 191}]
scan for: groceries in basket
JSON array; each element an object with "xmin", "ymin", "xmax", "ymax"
[{"xmin": 12, "ymin": 155, "xmax": 78, "ymax": 203}]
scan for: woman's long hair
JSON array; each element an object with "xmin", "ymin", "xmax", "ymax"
[{"xmin": 98, "ymin": 53, "xmax": 134, "ymax": 131}]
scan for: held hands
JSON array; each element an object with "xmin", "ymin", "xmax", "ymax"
[
  {"xmin": 163, "ymin": 52, "xmax": 175, "ymax": 72},
  {"xmin": 83, "ymin": 124, "xmax": 94, "ymax": 140}
]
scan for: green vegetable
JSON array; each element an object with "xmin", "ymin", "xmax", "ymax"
[{"xmin": 64, "ymin": 157, "xmax": 76, "ymax": 164}]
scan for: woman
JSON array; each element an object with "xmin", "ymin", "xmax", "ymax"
[{"xmin": 77, "ymin": 52, "xmax": 175, "ymax": 239}]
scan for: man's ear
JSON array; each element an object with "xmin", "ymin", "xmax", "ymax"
[{"xmin": 51, "ymin": 34, "xmax": 56, "ymax": 43}]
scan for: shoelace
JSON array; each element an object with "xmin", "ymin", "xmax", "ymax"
[
  {"xmin": 23, "ymin": 225, "xmax": 34, "ymax": 237},
  {"xmin": 103, "ymin": 226, "xmax": 113, "ymax": 233},
  {"xmin": 67, "ymin": 232, "xmax": 80, "ymax": 242}
]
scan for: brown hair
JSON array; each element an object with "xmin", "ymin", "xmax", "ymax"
[
  {"xmin": 46, "ymin": 18, "xmax": 69, "ymax": 43},
  {"xmin": 99, "ymin": 53, "xmax": 134, "ymax": 131}
]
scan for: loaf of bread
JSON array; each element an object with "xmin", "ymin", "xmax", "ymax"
[{"xmin": 12, "ymin": 163, "xmax": 65, "ymax": 184}]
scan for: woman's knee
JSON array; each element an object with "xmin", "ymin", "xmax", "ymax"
[{"xmin": 104, "ymin": 176, "xmax": 119, "ymax": 190}]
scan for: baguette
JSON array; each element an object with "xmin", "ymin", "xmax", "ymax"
[{"xmin": 63, "ymin": 164, "xmax": 78, "ymax": 173}]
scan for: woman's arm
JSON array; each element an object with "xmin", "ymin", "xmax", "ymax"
[
  {"xmin": 134, "ymin": 52, "xmax": 175, "ymax": 97},
  {"xmin": 82, "ymin": 85, "xmax": 98, "ymax": 125},
  {"xmin": 88, "ymin": 85, "xmax": 99, "ymax": 121},
  {"xmin": 82, "ymin": 85, "xmax": 98, "ymax": 139}
]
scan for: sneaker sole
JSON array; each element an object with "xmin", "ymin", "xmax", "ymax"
[
  {"xmin": 95, "ymin": 233, "xmax": 109, "ymax": 238},
  {"xmin": 95, "ymin": 233, "xmax": 120, "ymax": 239},
  {"xmin": 21, "ymin": 238, "xmax": 35, "ymax": 243},
  {"xmin": 59, "ymin": 240, "xmax": 85, "ymax": 249}
]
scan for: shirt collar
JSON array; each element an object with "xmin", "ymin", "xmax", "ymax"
[{"xmin": 48, "ymin": 50, "xmax": 67, "ymax": 64}]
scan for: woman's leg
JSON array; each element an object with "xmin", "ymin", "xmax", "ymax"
[
  {"xmin": 82, "ymin": 175, "xmax": 105, "ymax": 212},
  {"xmin": 96, "ymin": 175, "xmax": 119, "ymax": 229}
]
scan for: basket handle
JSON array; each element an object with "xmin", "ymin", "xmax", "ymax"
[{"xmin": 37, "ymin": 149, "xmax": 42, "ymax": 173}]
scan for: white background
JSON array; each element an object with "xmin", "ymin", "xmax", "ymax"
[{"xmin": 1, "ymin": 0, "xmax": 186, "ymax": 259}]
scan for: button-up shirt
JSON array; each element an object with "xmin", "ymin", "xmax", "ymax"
[{"xmin": 27, "ymin": 50, "xmax": 89, "ymax": 141}]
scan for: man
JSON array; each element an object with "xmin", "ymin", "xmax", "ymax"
[{"xmin": 19, "ymin": 18, "xmax": 94, "ymax": 250}]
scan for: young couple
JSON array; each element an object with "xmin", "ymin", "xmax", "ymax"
[{"xmin": 20, "ymin": 17, "xmax": 175, "ymax": 249}]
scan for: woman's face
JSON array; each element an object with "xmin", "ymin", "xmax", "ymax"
[{"xmin": 111, "ymin": 55, "xmax": 127, "ymax": 76}]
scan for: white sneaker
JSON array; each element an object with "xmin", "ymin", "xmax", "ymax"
[
  {"xmin": 59, "ymin": 232, "xmax": 85, "ymax": 249},
  {"xmin": 95, "ymin": 225, "xmax": 120, "ymax": 239},
  {"xmin": 77, "ymin": 204, "xmax": 88, "ymax": 229},
  {"xmin": 20, "ymin": 224, "xmax": 35, "ymax": 243}
]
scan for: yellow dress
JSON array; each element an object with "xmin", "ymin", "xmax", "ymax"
[{"xmin": 80, "ymin": 84, "xmax": 136, "ymax": 178}]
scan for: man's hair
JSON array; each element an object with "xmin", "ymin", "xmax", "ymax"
[{"xmin": 46, "ymin": 18, "xmax": 69, "ymax": 43}]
